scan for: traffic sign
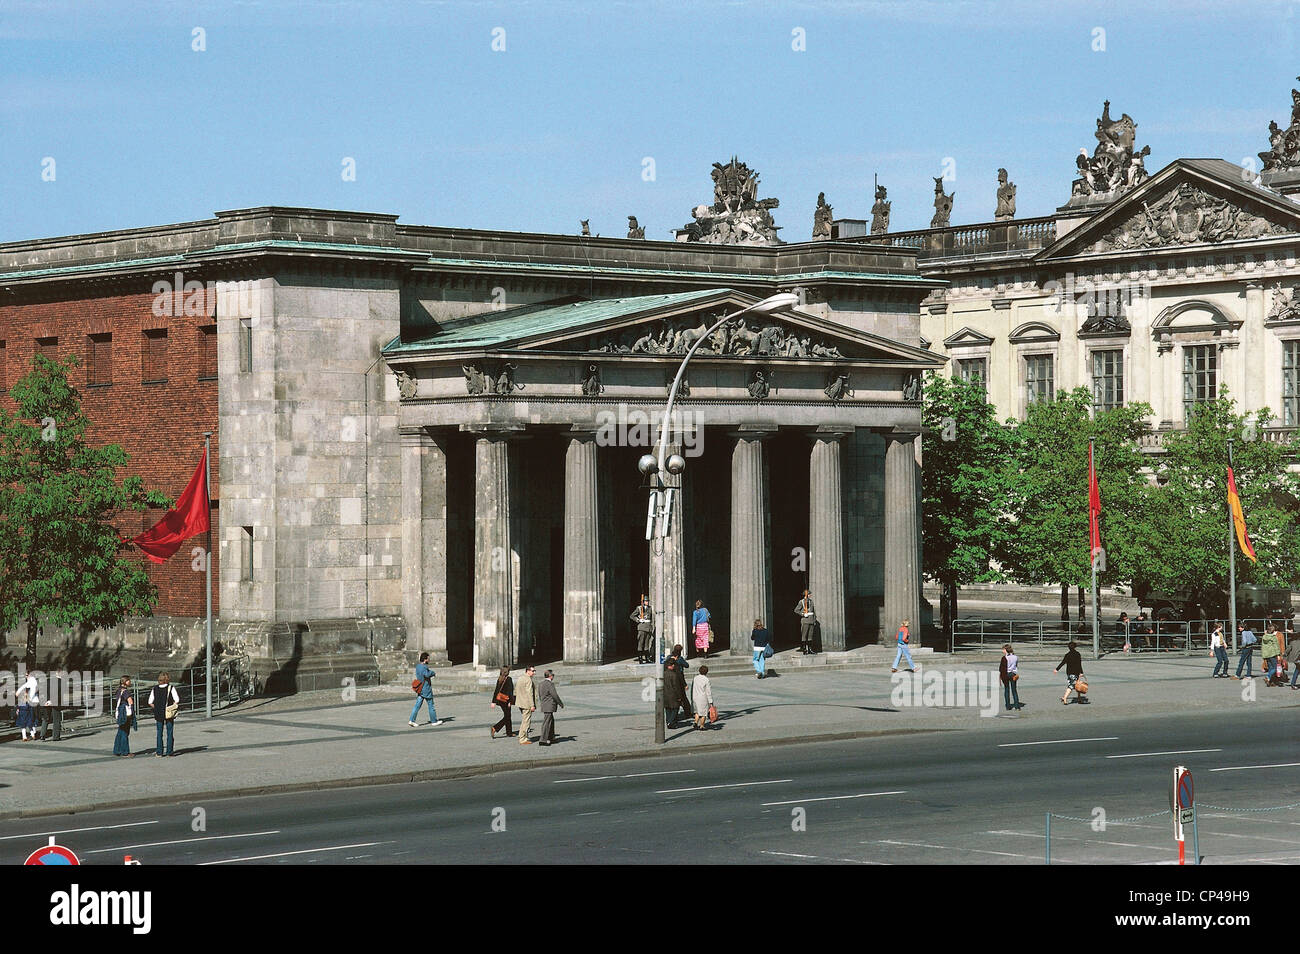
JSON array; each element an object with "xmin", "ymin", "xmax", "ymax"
[
  {"xmin": 24, "ymin": 836, "xmax": 80, "ymax": 866},
  {"xmin": 1171, "ymin": 766, "xmax": 1195, "ymax": 858}
]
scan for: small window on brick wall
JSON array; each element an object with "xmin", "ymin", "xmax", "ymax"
[
  {"xmin": 143, "ymin": 329, "xmax": 168, "ymax": 384},
  {"xmin": 198, "ymin": 325, "xmax": 217, "ymax": 380},
  {"xmin": 240, "ymin": 526, "xmax": 254, "ymax": 581},
  {"xmin": 87, "ymin": 333, "xmax": 112, "ymax": 387},
  {"xmin": 37, "ymin": 336, "xmax": 58, "ymax": 361}
]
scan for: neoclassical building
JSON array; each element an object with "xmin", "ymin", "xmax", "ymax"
[{"xmin": 0, "ymin": 170, "xmax": 941, "ymax": 676}]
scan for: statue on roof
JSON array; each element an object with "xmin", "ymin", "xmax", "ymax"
[
  {"xmin": 679, "ymin": 157, "xmax": 782, "ymax": 245},
  {"xmin": 1259, "ymin": 78, "xmax": 1300, "ymax": 173},
  {"xmin": 870, "ymin": 183, "xmax": 891, "ymax": 235},
  {"xmin": 1069, "ymin": 100, "xmax": 1151, "ymax": 201},
  {"xmin": 994, "ymin": 168, "xmax": 1016, "ymax": 220},
  {"xmin": 627, "ymin": 216, "xmax": 645, "ymax": 239},
  {"xmin": 930, "ymin": 176, "xmax": 954, "ymax": 229},
  {"xmin": 812, "ymin": 192, "xmax": 833, "ymax": 240}
]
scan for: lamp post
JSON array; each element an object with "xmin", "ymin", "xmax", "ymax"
[{"xmin": 638, "ymin": 292, "xmax": 800, "ymax": 743}]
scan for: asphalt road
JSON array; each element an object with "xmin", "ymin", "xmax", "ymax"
[{"xmin": 4, "ymin": 706, "xmax": 1295, "ymax": 865}]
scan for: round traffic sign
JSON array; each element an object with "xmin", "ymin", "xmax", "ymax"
[
  {"xmin": 24, "ymin": 839, "xmax": 80, "ymax": 865},
  {"xmin": 1177, "ymin": 770, "xmax": 1194, "ymax": 809}
]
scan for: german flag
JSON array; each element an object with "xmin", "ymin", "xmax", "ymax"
[{"xmin": 1226, "ymin": 467, "xmax": 1258, "ymax": 563}]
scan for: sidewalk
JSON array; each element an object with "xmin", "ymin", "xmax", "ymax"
[{"xmin": 0, "ymin": 653, "xmax": 1290, "ymax": 819}]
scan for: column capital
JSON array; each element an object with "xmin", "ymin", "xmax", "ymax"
[
  {"xmin": 883, "ymin": 426, "xmax": 921, "ymax": 441},
  {"xmin": 809, "ymin": 425, "xmax": 853, "ymax": 442},
  {"xmin": 461, "ymin": 423, "xmax": 526, "ymax": 438},
  {"xmin": 727, "ymin": 425, "xmax": 779, "ymax": 440}
]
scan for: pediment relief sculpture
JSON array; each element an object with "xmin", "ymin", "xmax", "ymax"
[
  {"xmin": 1266, "ymin": 282, "xmax": 1300, "ymax": 324},
  {"xmin": 463, "ymin": 361, "xmax": 524, "ymax": 396},
  {"xmin": 590, "ymin": 313, "xmax": 844, "ymax": 359},
  {"xmin": 1086, "ymin": 182, "xmax": 1290, "ymax": 253}
]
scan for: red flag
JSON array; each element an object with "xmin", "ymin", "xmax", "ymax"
[
  {"xmin": 1227, "ymin": 467, "xmax": 1258, "ymax": 563},
  {"xmin": 132, "ymin": 449, "xmax": 211, "ymax": 564},
  {"xmin": 1088, "ymin": 443, "xmax": 1101, "ymax": 557}
]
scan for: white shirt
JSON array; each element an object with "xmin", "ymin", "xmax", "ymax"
[
  {"xmin": 18, "ymin": 675, "xmax": 38, "ymax": 705},
  {"xmin": 1211, "ymin": 630, "xmax": 1225, "ymax": 649},
  {"xmin": 1005, "ymin": 653, "xmax": 1019, "ymax": 674}
]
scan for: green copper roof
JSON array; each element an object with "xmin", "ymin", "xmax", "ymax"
[{"xmin": 384, "ymin": 289, "xmax": 732, "ymax": 354}]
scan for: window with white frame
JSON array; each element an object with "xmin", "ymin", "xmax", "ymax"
[
  {"xmin": 1182, "ymin": 344, "xmax": 1217, "ymax": 421},
  {"xmin": 954, "ymin": 356, "xmax": 987, "ymax": 396},
  {"xmin": 1025, "ymin": 354, "xmax": 1054, "ymax": 406},
  {"xmin": 1091, "ymin": 349, "xmax": 1124, "ymax": 411}
]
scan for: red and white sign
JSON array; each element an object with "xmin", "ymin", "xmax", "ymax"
[{"xmin": 24, "ymin": 836, "xmax": 80, "ymax": 866}]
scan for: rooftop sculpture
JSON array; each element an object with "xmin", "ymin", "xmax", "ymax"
[
  {"xmin": 1259, "ymin": 79, "xmax": 1300, "ymax": 173},
  {"xmin": 1068, "ymin": 100, "xmax": 1151, "ymax": 203},
  {"xmin": 679, "ymin": 157, "xmax": 782, "ymax": 245}
]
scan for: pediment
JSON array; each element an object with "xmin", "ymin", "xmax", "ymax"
[
  {"xmin": 1038, "ymin": 159, "xmax": 1300, "ymax": 260},
  {"xmin": 943, "ymin": 326, "xmax": 995, "ymax": 349},
  {"xmin": 393, "ymin": 288, "xmax": 941, "ymax": 367}
]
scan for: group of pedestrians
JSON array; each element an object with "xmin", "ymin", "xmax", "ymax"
[
  {"xmin": 487, "ymin": 664, "xmax": 564, "ymax": 744},
  {"xmin": 109, "ymin": 673, "xmax": 180, "ymax": 758},
  {"xmin": 1216, "ymin": 622, "xmax": 1295, "ymax": 687},
  {"xmin": 996, "ymin": 641, "xmax": 1089, "ymax": 710}
]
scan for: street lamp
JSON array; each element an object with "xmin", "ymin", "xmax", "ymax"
[{"xmin": 641, "ymin": 291, "xmax": 800, "ymax": 743}]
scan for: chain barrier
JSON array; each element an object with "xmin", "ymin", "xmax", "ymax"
[{"xmin": 1046, "ymin": 810, "xmax": 1170, "ymax": 824}]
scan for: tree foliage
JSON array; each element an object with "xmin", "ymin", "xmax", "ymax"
[{"xmin": 0, "ymin": 354, "xmax": 171, "ymax": 666}]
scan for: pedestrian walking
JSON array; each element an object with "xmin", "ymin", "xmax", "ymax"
[
  {"xmin": 516, "ymin": 665, "xmax": 537, "ymax": 743},
  {"xmin": 1116, "ymin": 612, "xmax": 1131, "ymax": 653},
  {"xmin": 663, "ymin": 654, "xmax": 692, "ymax": 728},
  {"xmin": 631, "ymin": 595, "xmax": 655, "ymax": 664},
  {"xmin": 795, "ymin": 590, "xmax": 816, "ymax": 654},
  {"xmin": 147, "ymin": 672, "xmax": 180, "ymax": 757},
  {"xmin": 537, "ymin": 670, "xmax": 564, "ymax": 746},
  {"xmin": 691, "ymin": 665, "xmax": 714, "ymax": 730},
  {"xmin": 890, "ymin": 619, "xmax": 916, "ymax": 672},
  {"xmin": 15, "ymin": 672, "xmax": 38, "ymax": 741},
  {"xmin": 113, "ymin": 676, "xmax": 135, "ymax": 757},
  {"xmin": 490, "ymin": 667, "xmax": 515, "ymax": 738},
  {"xmin": 750, "ymin": 618, "xmax": 772, "ymax": 679},
  {"xmin": 999, "ymin": 644, "xmax": 1023, "ymax": 710},
  {"xmin": 1285, "ymin": 632, "xmax": 1300, "ymax": 690},
  {"xmin": 1055, "ymin": 641, "xmax": 1087, "ymax": 704},
  {"xmin": 1209, "ymin": 622, "xmax": 1230, "ymax": 677},
  {"xmin": 1260, "ymin": 623, "xmax": 1283, "ymax": 686},
  {"xmin": 691, "ymin": 599, "xmax": 712, "ymax": 658},
  {"xmin": 409, "ymin": 651, "xmax": 444, "ymax": 727},
  {"xmin": 1233, "ymin": 624, "xmax": 1258, "ymax": 679}
]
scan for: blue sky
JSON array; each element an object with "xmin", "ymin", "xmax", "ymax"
[{"xmin": 2, "ymin": 0, "xmax": 1299, "ymax": 243}]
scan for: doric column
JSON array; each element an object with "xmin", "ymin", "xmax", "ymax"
[
  {"xmin": 563, "ymin": 430, "xmax": 604, "ymax": 662},
  {"xmin": 401, "ymin": 427, "xmax": 450, "ymax": 662},
  {"xmin": 472, "ymin": 429, "xmax": 515, "ymax": 668},
  {"xmin": 730, "ymin": 430, "xmax": 773, "ymax": 655},
  {"xmin": 400, "ymin": 428, "xmax": 426, "ymax": 654},
  {"xmin": 649, "ymin": 442, "xmax": 687, "ymax": 658},
  {"xmin": 809, "ymin": 428, "xmax": 848, "ymax": 652},
  {"xmin": 882, "ymin": 429, "xmax": 922, "ymax": 645}
]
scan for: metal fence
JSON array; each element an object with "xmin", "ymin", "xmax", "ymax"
[
  {"xmin": 951, "ymin": 618, "xmax": 1294, "ymax": 654},
  {"xmin": 98, "ymin": 655, "xmax": 257, "ymax": 720}
]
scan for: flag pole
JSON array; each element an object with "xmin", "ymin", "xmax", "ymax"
[
  {"xmin": 1227, "ymin": 438, "xmax": 1237, "ymax": 653},
  {"xmin": 1090, "ymin": 438, "xmax": 1100, "ymax": 661},
  {"xmin": 203, "ymin": 432, "xmax": 213, "ymax": 719}
]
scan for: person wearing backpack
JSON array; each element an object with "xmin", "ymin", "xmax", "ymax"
[
  {"xmin": 890, "ymin": 619, "xmax": 916, "ymax": 673},
  {"xmin": 408, "ymin": 652, "xmax": 443, "ymax": 727},
  {"xmin": 148, "ymin": 672, "xmax": 181, "ymax": 757}
]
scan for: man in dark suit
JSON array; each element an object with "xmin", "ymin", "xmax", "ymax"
[{"xmin": 537, "ymin": 670, "xmax": 565, "ymax": 746}]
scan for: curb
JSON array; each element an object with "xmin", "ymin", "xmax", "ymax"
[{"xmin": 0, "ymin": 725, "xmax": 950, "ymax": 822}]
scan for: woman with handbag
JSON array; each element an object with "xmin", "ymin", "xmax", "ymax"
[
  {"xmin": 691, "ymin": 665, "xmax": 715, "ymax": 730},
  {"xmin": 692, "ymin": 600, "xmax": 712, "ymax": 658},
  {"xmin": 1055, "ymin": 642, "xmax": 1087, "ymax": 705},
  {"xmin": 490, "ymin": 667, "xmax": 515, "ymax": 739},
  {"xmin": 15, "ymin": 672, "xmax": 38, "ymax": 741},
  {"xmin": 149, "ymin": 672, "xmax": 181, "ymax": 757},
  {"xmin": 113, "ymin": 676, "xmax": 135, "ymax": 757},
  {"xmin": 751, "ymin": 618, "xmax": 772, "ymax": 679},
  {"xmin": 999, "ymin": 644, "xmax": 1023, "ymax": 711}
]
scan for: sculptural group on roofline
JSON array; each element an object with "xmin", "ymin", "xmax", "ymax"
[
  {"xmin": 679, "ymin": 157, "xmax": 782, "ymax": 246},
  {"xmin": 1070, "ymin": 100, "xmax": 1151, "ymax": 200},
  {"xmin": 1259, "ymin": 78, "xmax": 1300, "ymax": 173}
]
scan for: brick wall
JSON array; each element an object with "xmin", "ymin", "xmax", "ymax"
[{"xmin": 0, "ymin": 285, "xmax": 220, "ymax": 617}]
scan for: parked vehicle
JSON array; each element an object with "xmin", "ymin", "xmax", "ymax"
[{"xmin": 1131, "ymin": 583, "xmax": 1296, "ymax": 627}]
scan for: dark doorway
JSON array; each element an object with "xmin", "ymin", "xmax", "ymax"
[{"xmin": 767, "ymin": 431, "xmax": 810, "ymax": 651}]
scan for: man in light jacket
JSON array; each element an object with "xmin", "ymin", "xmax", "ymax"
[
  {"xmin": 537, "ymin": 670, "xmax": 564, "ymax": 746},
  {"xmin": 516, "ymin": 665, "xmax": 537, "ymax": 744}
]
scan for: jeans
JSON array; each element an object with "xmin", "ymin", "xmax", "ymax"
[
  {"xmin": 410, "ymin": 695, "xmax": 437, "ymax": 723},
  {"xmin": 893, "ymin": 643, "xmax": 915, "ymax": 670},
  {"xmin": 113, "ymin": 725, "xmax": 131, "ymax": 756},
  {"xmin": 1212, "ymin": 646, "xmax": 1229, "ymax": 676},
  {"xmin": 1264, "ymin": 656, "xmax": 1277, "ymax": 681},
  {"xmin": 1003, "ymin": 679, "xmax": 1021, "ymax": 709},
  {"xmin": 1235, "ymin": 647, "xmax": 1254, "ymax": 677},
  {"xmin": 753, "ymin": 649, "xmax": 767, "ymax": 676},
  {"xmin": 1291, "ymin": 664, "xmax": 1299, "ymax": 688},
  {"xmin": 155, "ymin": 720, "xmax": 174, "ymax": 755}
]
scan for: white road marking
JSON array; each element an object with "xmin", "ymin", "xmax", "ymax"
[
  {"xmin": 873, "ymin": 839, "xmax": 1045, "ymax": 860},
  {"xmin": 657, "ymin": 779, "xmax": 793, "ymax": 794},
  {"xmin": 1210, "ymin": 762, "xmax": 1300, "ymax": 772},
  {"xmin": 762, "ymin": 791, "xmax": 907, "ymax": 807},
  {"xmin": 760, "ymin": 850, "xmax": 882, "ymax": 864},
  {"xmin": 1105, "ymin": 748, "xmax": 1221, "ymax": 759},
  {"xmin": 988, "ymin": 829, "xmax": 1155, "ymax": 850},
  {"xmin": 199, "ymin": 841, "xmax": 391, "ymax": 865},
  {"xmin": 84, "ymin": 831, "xmax": 280, "ymax": 854},
  {"xmin": 998, "ymin": 737, "xmax": 1119, "ymax": 748},
  {"xmin": 1200, "ymin": 814, "xmax": 1300, "ymax": 827},
  {"xmin": 0, "ymin": 820, "xmax": 158, "ymax": 841},
  {"xmin": 576, "ymin": 812, "xmax": 601, "ymax": 816},
  {"xmin": 554, "ymin": 769, "xmax": 695, "ymax": 784}
]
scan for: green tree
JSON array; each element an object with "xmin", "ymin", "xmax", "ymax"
[
  {"xmin": 921, "ymin": 372, "xmax": 1014, "ymax": 639},
  {"xmin": 0, "ymin": 354, "xmax": 171, "ymax": 667},
  {"xmin": 1140, "ymin": 395, "xmax": 1300, "ymax": 607},
  {"xmin": 999, "ymin": 388, "xmax": 1153, "ymax": 622}
]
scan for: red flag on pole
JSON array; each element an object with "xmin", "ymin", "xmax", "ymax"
[
  {"xmin": 1227, "ymin": 467, "xmax": 1258, "ymax": 563},
  {"xmin": 132, "ymin": 449, "xmax": 211, "ymax": 564},
  {"xmin": 1088, "ymin": 443, "xmax": 1101, "ymax": 556}
]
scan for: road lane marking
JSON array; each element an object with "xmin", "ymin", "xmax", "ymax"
[
  {"xmin": 762, "ymin": 791, "xmax": 907, "ymax": 807},
  {"xmin": 554, "ymin": 769, "xmax": 695, "ymax": 784},
  {"xmin": 0, "ymin": 820, "xmax": 158, "ymax": 841},
  {"xmin": 199, "ymin": 841, "xmax": 391, "ymax": 865},
  {"xmin": 1106, "ymin": 749, "xmax": 1221, "ymax": 759},
  {"xmin": 84, "ymin": 831, "xmax": 281, "ymax": 853},
  {"xmin": 760, "ymin": 850, "xmax": 882, "ymax": 864},
  {"xmin": 988, "ymin": 830, "xmax": 1155, "ymax": 850},
  {"xmin": 657, "ymin": 779, "xmax": 793, "ymax": 794},
  {"xmin": 1210, "ymin": 762, "xmax": 1300, "ymax": 772},
  {"xmin": 872, "ymin": 839, "xmax": 1042, "ymax": 860},
  {"xmin": 998, "ymin": 737, "xmax": 1119, "ymax": 747}
]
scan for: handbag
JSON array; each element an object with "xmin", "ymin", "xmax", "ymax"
[
  {"xmin": 165, "ymin": 689, "xmax": 180, "ymax": 721},
  {"xmin": 1074, "ymin": 677, "xmax": 1089, "ymax": 694},
  {"xmin": 763, "ymin": 643, "xmax": 774, "ymax": 659},
  {"xmin": 411, "ymin": 678, "xmax": 423, "ymax": 694},
  {"xmin": 493, "ymin": 690, "xmax": 512, "ymax": 706},
  {"xmin": 1011, "ymin": 672, "xmax": 1019, "ymax": 682},
  {"xmin": 708, "ymin": 703, "xmax": 717, "ymax": 723},
  {"xmin": 707, "ymin": 626, "xmax": 714, "ymax": 645}
]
